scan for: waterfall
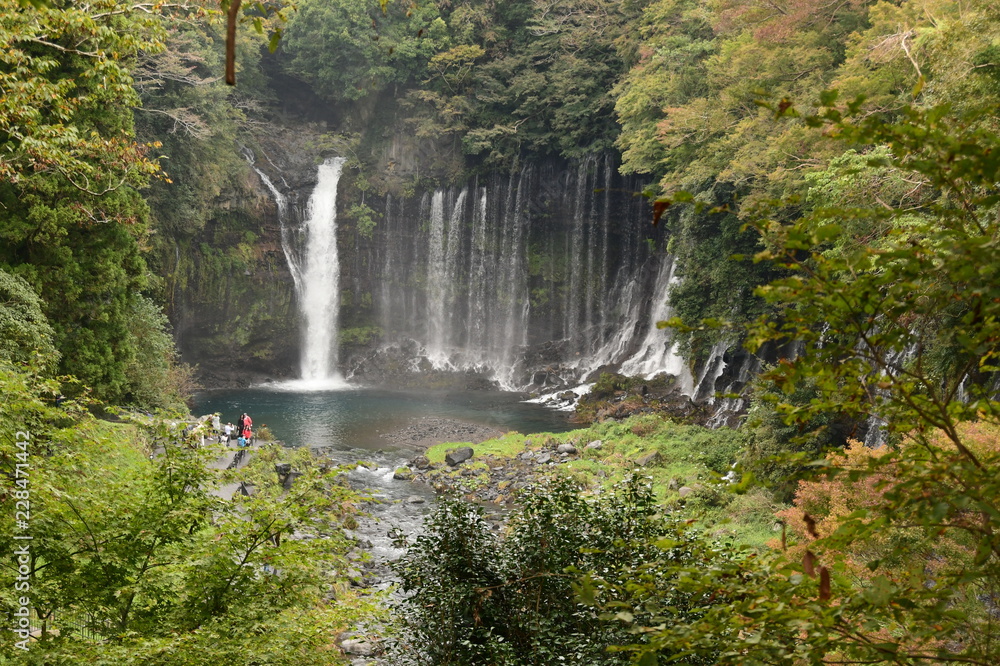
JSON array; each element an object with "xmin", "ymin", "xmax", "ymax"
[
  {"xmin": 566, "ymin": 158, "xmax": 590, "ymax": 351},
  {"xmin": 425, "ymin": 191, "xmax": 449, "ymax": 362},
  {"xmin": 618, "ymin": 256, "xmax": 691, "ymax": 389},
  {"xmin": 693, "ymin": 341, "xmax": 729, "ymax": 403},
  {"xmin": 298, "ymin": 157, "xmax": 347, "ymax": 385},
  {"xmin": 492, "ymin": 167, "xmax": 530, "ymax": 388},
  {"xmin": 244, "ymin": 150, "xmax": 303, "ymax": 292},
  {"xmin": 862, "ymin": 341, "xmax": 917, "ymax": 447},
  {"xmin": 706, "ymin": 353, "xmax": 760, "ymax": 428},
  {"xmin": 446, "ymin": 187, "xmax": 468, "ymax": 350},
  {"xmin": 246, "ymin": 149, "xmax": 711, "ymax": 397},
  {"xmin": 467, "ymin": 186, "xmax": 489, "ymax": 352},
  {"xmin": 360, "ymin": 155, "xmax": 694, "ymax": 392}
]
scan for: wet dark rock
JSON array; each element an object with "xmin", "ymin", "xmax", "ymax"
[
  {"xmin": 410, "ymin": 455, "xmax": 430, "ymax": 469},
  {"xmin": 445, "ymin": 447, "xmax": 474, "ymax": 466},
  {"xmin": 393, "ymin": 467, "xmax": 414, "ymax": 481},
  {"xmin": 282, "ymin": 471, "xmax": 302, "ymax": 490}
]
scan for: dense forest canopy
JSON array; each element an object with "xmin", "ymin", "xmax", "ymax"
[{"xmin": 3, "ymin": 0, "xmax": 1000, "ymax": 663}]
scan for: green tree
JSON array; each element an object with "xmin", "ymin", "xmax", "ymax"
[
  {"xmin": 0, "ymin": 269, "xmax": 58, "ymax": 372},
  {"xmin": 0, "ymin": 0, "xmax": 163, "ymax": 403},
  {"xmin": 392, "ymin": 475, "xmax": 698, "ymax": 665},
  {"xmin": 0, "ymin": 362, "xmax": 372, "ymax": 664},
  {"xmin": 282, "ymin": 0, "xmax": 447, "ymax": 103},
  {"xmin": 608, "ymin": 96, "xmax": 1000, "ymax": 665}
]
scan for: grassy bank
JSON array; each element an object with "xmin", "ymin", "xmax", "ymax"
[{"xmin": 423, "ymin": 414, "xmax": 787, "ymax": 548}]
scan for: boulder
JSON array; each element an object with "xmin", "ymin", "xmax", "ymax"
[
  {"xmin": 678, "ymin": 486, "xmax": 695, "ymax": 498},
  {"xmin": 586, "ymin": 440, "xmax": 603, "ymax": 450},
  {"xmin": 283, "ymin": 471, "xmax": 302, "ymax": 490},
  {"xmin": 341, "ymin": 639, "xmax": 375, "ymax": 656},
  {"xmin": 536, "ymin": 452, "xmax": 552, "ymax": 465},
  {"xmin": 406, "ymin": 495, "xmax": 426, "ymax": 504},
  {"xmin": 557, "ymin": 443, "xmax": 577, "ymax": 454},
  {"xmin": 635, "ymin": 451, "xmax": 662, "ymax": 467},
  {"xmin": 393, "ymin": 467, "xmax": 414, "ymax": 480},
  {"xmin": 410, "ymin": 455, "xmax": 431, "ymax": 470},
  {"xmin": 445, "ymin": 446, "xmax": 474, "ymax": 466}
]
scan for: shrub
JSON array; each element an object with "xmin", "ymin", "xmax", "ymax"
[{"xmin": 390, "ymin": 476, "xmax": 680, "ymax": 665}]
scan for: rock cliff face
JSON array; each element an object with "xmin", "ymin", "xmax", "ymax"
[
  {"xmin": 163, "ymin": 69, "xmax": 729, "ymax": 401},
  {"xmin": 242, "ymin": 132, "xmax": 686, "ymax": 389},
  {"xmin": 162, "ymin": 172, "xmax": 299, "ymax": 387}
]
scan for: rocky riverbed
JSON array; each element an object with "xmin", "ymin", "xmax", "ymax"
[
  {"xmin": 331, "ymin": 419, "xmax": 591, "ymax": 663},
  {"xmin": 377, "ymin": 416, "xmax": 506, "ymax": 450},
  {"xmin": 396, "ymin": 435, "xmax": 602, "ymax": 505}
]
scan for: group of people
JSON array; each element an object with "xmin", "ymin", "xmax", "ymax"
[{"xmin": 220, "ymin": 412, "xmax": 254, "ymax": 448}]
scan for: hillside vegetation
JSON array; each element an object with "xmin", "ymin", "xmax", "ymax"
[{"xmin": 3, "ymin": 0, "xmax": 1000, "ymax": 663}]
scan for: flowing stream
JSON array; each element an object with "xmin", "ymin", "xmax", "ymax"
[{"xmin": 193, "ymin": 386, "xmax": 572, "ymax": 578}]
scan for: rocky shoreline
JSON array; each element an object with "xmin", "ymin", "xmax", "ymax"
[
  {"xmin": 394, "ymin": 433, "xmax": 603, "ymax": 508},
  {"xmin": 377, "ymin": 416, "xmax": 507, "ymax": 450}
]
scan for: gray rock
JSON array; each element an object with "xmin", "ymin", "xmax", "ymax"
[
  {"xmin": 678, "ymin": 486, "xmax": 694, "ymax": 497},
  {"xmin": 341, "ymin": 639, "xmax": 375, "ymax": 656},
  {"xmin": 406, "ymin": 495, "xmax": 426, "ymax": 504},
  {"xmin": 557, "ymin": 443, "xmax": 577, "ymax": 454},
  {"xmin": 410, "ymin": 455, "xmax": 430, "ymax": 470},
  {"xmin": 393, "ymin": 467, "xmax": 414, "ymax": 480},
  {"xmin": 536, "ymin": 452, "xmax": 552, "ymax": 465},
  {"xmin": 282, "ymin": 471, "xmax": 302, "ymax": 490},
  {"xmin": 446, "ymin": 446, "xmax": 474, "ymax": 466},
  {"xmin": 586, "ymin": 440, "xmax": 603, "ymax": 450},
  {"xmin": 520, "ymin": 452, "xmax": 534, "ymax": 461},
  {"xmin": 635, "ymin": 451, "xmax": 662, "ymax": 467}
]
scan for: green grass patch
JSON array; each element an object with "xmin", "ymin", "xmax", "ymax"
[
  {"xmin": 423, "ymin": 414, "xmax": 788, "ymax": 551},
  {"xmin": 426, "ymin": 432, "xmax": 533, "ymax": 464}
]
